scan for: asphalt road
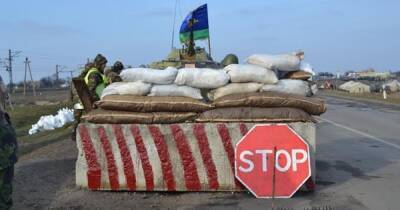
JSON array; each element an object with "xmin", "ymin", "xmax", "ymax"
[{"xmin": 12, "ymin": 95, "xmax": 400, "ymax": 210}]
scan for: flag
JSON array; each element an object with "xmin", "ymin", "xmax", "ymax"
[{"xmin": 179, "ymin": 4, "xmax": 209, "ymax": 43}]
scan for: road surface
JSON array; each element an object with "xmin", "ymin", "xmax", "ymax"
[{"xmin": 12, "ymin": 95, "xmax": 400, "ymax": 209}]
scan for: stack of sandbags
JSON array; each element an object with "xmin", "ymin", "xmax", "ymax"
[
  {"xmin": 107, "ymin": 67, "xmax": 231, "ymax": 100},
  {"xmin": 84, "ymin": 95, "xmax": 213, "ymax": 124},
  {"xmin": 246, "ymin": 52, "xmax": 316, "ymax": 96},
  {"xmin": 197, "ymin": 92, "xmax": 326, "ymax": 123},
  {"xmin": 208, "ymin": 64, "xmax": 278, "ymax": 100}
]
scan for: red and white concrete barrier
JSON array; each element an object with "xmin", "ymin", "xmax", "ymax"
[{"xmin": 76, "ymin": 122, "xmax": 316, "ymax": 191}]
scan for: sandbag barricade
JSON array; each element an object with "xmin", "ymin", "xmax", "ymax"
[{"xmin": 76, "ymin": 122, "xmax": 316, "ymax": 191}]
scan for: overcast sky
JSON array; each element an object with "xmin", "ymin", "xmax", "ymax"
[{"xmin": 0, "ymin": 0, "xmax": 399, "ymax": 82}]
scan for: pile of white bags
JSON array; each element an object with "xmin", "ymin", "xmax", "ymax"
[
  {"xmin": 29, "ymin": 108, "xmax": 74, "ymax": 135},
  {"xmin": 100, "ymin": 51, "xmax": 316, "ymax": 100}
]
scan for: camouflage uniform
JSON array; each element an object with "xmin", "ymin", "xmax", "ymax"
[{"xmin": 0, "ymin": 112, "xmax": 17, "ymax": 210}]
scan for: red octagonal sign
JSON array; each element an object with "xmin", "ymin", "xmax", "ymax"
[{"xmin": 235, "ymin": 124, "xmax": 311, "ymax": 198}]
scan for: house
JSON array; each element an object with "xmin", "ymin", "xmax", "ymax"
[{"xmin": 339, "ymin": 81, "xmax": 371, "ymax": 93}]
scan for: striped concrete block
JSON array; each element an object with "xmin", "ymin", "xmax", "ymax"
[{"xmin": 76, "ymin": 122, "xmax": 316, "ymax": 191}]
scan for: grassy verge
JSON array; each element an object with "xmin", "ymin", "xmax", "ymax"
[
  {"xmin": 320, "ymin": 90, "xmax": 400, "ymax": 106},
  {"xmin": 6, "ymin": 102, "xmax": 74, "ymax": 156}
]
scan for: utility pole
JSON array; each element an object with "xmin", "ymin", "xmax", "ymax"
[
  {"xmin": 23, "ymin": 57, "xmax": 36, "ymax": 96},
  {"xmin": 4, "ymin": 49, "xmax": 21, "ymax": 92},
  {"xmin": 56, "ymin": 64, "xmax": 59, "ymax": 82}
]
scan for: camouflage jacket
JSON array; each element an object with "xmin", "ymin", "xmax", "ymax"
[{"xmin": 0, "ymin": 112, "xmax": 17, "ymax": 170}]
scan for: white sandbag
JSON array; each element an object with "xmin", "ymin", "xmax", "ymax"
[
  {"xmin": 174, "ymin": 68, "xmax": 230, "ymax": 89},
  {"xmin": 120, "ymin": 67, "xmax": 178, "ymax": 84},
  {"xmin": 300, "ymin": 62, "xmax": 316, "ymax": 76},
  {"xmin": 261, "ymin": 79, "xmax": 312, "ymax": 96},
  {"xmin": 311, "ymin": 84, "xmax": 318, "ymax": 95},
  {"xmin": 148, "ymin": 84, "xmax": 203, "ymax": 99},
  {"xmin": 101, "ymin": 81, "xmax": 152, "ymax": 98},
  {"xmin": 224, "ymin": 64, "xmax": 278, "ymax": 84},
  {"xmin": 246, "ymin": 53, "xmax": 301, "ymax": 71},
  {"xmin": 209, "ymin": 83, "xmax": 263, "ymax": 100}
]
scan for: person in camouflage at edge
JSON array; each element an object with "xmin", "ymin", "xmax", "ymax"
[{"xmin": 0, "ymin": 74, "xmax": 17, "ymax": 209}]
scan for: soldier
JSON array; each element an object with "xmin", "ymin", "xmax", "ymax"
[
  {"xmin": 0, "ymin": 76, "xmax": 17, "ymax": 209},
  {"xmin": 105, "ymin": 61, "xmax": 124, "ymax": 83},
  {"xmin": 84, "ymin": 54, "xmax": 108, "ymax": 102},
  {"xmin": 71, "ymin": 55, "xmax": 108, "ymax": 141}
]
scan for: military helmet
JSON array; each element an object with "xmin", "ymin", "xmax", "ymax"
[
  {"xmin": 221, "ymin": 54, "xmax": 239, "ymax": 66},
  {"xmin": 94, "ymin": 54, "xmax": 108, "ymax": 66},
  {"xmin": 112, "ymin": 61, "xmax": 124, "ymax": 73}
]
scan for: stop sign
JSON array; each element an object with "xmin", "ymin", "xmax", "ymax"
[{"xmin": 235, "ymin": 124, "xmax": 311, "ymax": 198}]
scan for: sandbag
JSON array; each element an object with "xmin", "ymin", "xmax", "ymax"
[
  {"xmin": 196, "ymin": 107, "xmax": 313, "ymax": 122},
  {"xmin": 174, "ymin": 68, "xmax": 230, "ymax": 89},
  {"xmin": 148, "ymin": 84, "xmax": 203, "ymax": 99},
  {"xmin": 96, "ymin": 95, "xmax": 212, "ymax": 112},
  {"xmin": 212, "ymin": 92, "xmax": 326, "ymax": 115},
  {"xmin": 120, "ymin": 67, "xmax": 178, "ymax": 84},
  {"xmin": 82, "ymin": 109, "xmax": 197, "ymax": 124},
  {"xmin": 209, "ymin": 83, "xmax": 263, "ymax": 101},
  {"xmin": 261, "ymin": 79, "xmax": 312, "ymax": 96},
  {"xmin": 101, "ymin": 81, "xmax": 152, "ymax": 98},
  {"xmin": 246, "ymin": 53, "xmax": 301, "ymax": 71},
  {"xmin": 284, "ymin": 71, "xmax": 312, "ymax": 80},
  {"xmin": 224, "ymin": 64, "xmax": 278, "ymax": 84},
  {"xmin": 300, "ymin": 62, "xmax": 316, "ymax": 76}
]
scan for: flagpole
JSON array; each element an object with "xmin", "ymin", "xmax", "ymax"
[
  {"xmin": 208, "ymin": 37, "xmax": 212, "ymax": 57},
  {"xmin": 171, "ymin": 0, "xmax": 178, "ymax": 50}
]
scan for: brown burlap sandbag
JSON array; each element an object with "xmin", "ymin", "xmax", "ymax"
[
  {"xmin": 212, "ymin": 92, "xmax": 326, "ymax": 115},
  {"xmin": 82, "ymin": 109, "xmax": 197, "ymax": 124},
  {"xmin": 284, "ymin": 71, "xmax": 312, "ymax": 80},
  {"xmin": 96, "ymin": 95, "xmax": 212, "ymax": 112},
  {"xmin": 197, "ymin": 107, "xmax": 314, "ymax": 122}
]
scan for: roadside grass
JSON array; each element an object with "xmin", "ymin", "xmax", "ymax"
[
  {"xmin": 6, "ymin": 102, "xmax": 74, "ymax": 156},
  {"xmin": 320, "ymin": 90, "xmax": 400, "ymax": 106}
]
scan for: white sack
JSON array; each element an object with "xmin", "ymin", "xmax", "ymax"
[
  {"xmin": 261, "ymin": 79, "xmax": 312, "ymax": 96},
  {"xmin": 311, "ymin": 84, "xmax": 318, "ymax": 95},
  {"xmin": 300, "ymin": 62, "xmax": 316, "ymax": 76},
  {"xmin": 224, "ymin": 64, "xmax": 278, "ymax": 84},
  {"xmin": 209, "ymin": 83, "xmax": 263, "ymax": 100},
  {"xmin": 246, "ymin": 54, "xmax": 301, "ymax": 71},
  {"xmin": 174, "ymin": 68, "xmax": 230, "ymax": 89},
  {"xmin": 101, "ymin": 81, "xmax": 152, "ymax": 98},
  {"xmin": 148, "ymin": 84, "xmax": 203, "ymax": 99},
  {"xmin": 120, "ymin": 67, "xmax": 178, "ymax": 84}
]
